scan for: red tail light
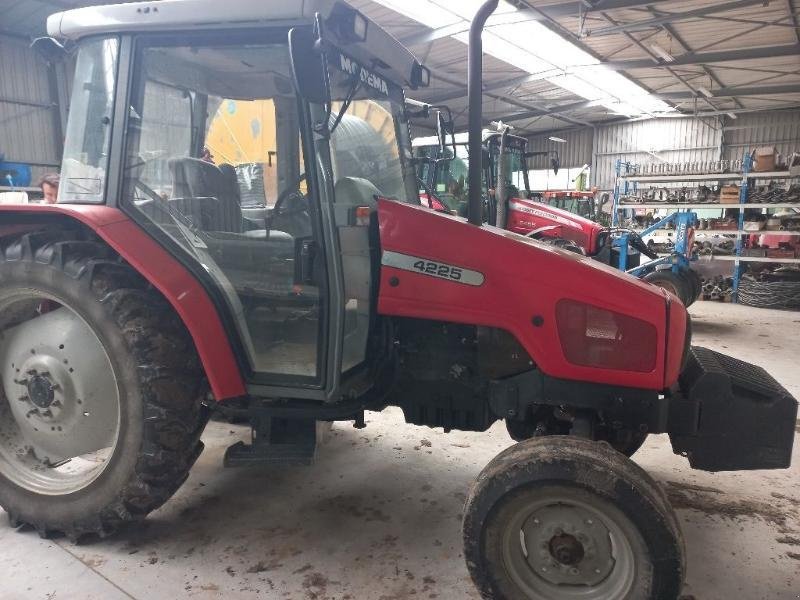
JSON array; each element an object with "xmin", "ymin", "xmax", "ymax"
[{"xmin": 556, "ymin": 299, "xmax": 658, "ymax": 372}]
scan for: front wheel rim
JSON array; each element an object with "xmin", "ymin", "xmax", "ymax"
[
  {"xmin": 499, "ymin": 489, "xmax": 646, "ymax": 599},
  {"xmin": 0, "ymin": 290, "xmax": 121, "ymax": 495}
]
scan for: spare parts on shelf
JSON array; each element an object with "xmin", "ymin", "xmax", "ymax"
[{"xmin": 625, "ymin": 159, "xmax": 744, "ymax": 176}]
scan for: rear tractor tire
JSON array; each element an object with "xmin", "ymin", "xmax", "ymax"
[
  {"xmin": 464, "ymin": 436, "xmax": 684, "ymax": 600},
  {"xmin": 0, "ymin": 231, "xmax": 209, "ymax": 541}
]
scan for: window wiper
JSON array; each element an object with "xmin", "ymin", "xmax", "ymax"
[{"xmin": 329, "ymin": 75, "xmax": 362, "ymax": 135}]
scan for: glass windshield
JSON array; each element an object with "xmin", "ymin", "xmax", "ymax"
[
  {"xmin": 59, "ymin": 37, "xmax": 118, "ymax": 203},
  {"xmin": 321, "ymin": 51, "xmax": 416, "ymax": 204}
]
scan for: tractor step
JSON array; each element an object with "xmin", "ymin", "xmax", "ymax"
[
  {"xmin": 224, "ymin": 417, "xmax": 326, "ymax": 467},
  {"xmin": 669, "ymin": 346, "xmax": 797, "ymax": 471}
]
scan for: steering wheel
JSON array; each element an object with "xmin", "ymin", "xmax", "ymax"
[
  {"xmin": 268, "ymin": 173, "xmax": 312, "ymax": 238},
  {"xmin": 272, "ymin": 173, "xmax": 308, "ymax": 217}
]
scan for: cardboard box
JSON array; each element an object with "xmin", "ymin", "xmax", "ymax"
[
  {"xmin": 743, "ymin": 221, "xmax": 765, "ymax": 231},
  {"xmin": 753, "ymin": 146, "xmax": 777, "ymax": 172},
  {"xmin": 766, "ymin": 247, "xmax": 795, "ymax": 259},
  {"xmin": 719, "ymin": 185, "xmax": 740, "ymax": 204}
]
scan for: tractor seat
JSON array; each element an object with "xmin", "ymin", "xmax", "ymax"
[{"xmin": 168, "ymin": 157, "xmax": 245, "ymax": 233}]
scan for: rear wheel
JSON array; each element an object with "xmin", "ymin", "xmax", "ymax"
[
  {"xmin": 0, "ymin": 231, "xmax": 209, "ymax": 540},
  {"xmin": 464, "ymin": 436, "xmax": 684, "ymax": 600},
  {"xmin": 643, "ymin": 270, "xmax": 691, "ymax": 306}
]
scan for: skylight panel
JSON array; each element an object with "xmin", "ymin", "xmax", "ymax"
[{"xmin": 371, "ymin": 0, "xmax": 673, "ymax": 117}]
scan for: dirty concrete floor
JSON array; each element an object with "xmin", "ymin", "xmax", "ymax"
[{"xmin": 1, "ymin": 301, "xmax": 799, "ymax": 600}]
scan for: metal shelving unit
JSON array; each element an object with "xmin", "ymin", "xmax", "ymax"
[
  {"xmin": 620, "ymin": 171, "xmax": 795, "ymax": 184},
  {"xmin": 619, "ymin": 202, "xmax": 799, "ymax": 209},
  {"xmin": 613, "ymin": 158, "xmax": 800, "ymax": 302},
  {"xmin": 714, "ymin": 256, "xmax": 800, "ymax": 264}
]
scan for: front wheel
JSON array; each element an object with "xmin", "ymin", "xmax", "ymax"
[
  {"xmin": 464, "ymin": 436, "xmax": 684, "ymax": 600},
  {"xmin": 0, "ymin": 231, "xmax": 209, "ymax": 540}
]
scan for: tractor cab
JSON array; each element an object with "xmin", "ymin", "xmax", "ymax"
[{"xmin": 44, "ymin": 1, "xmax": 427, "ymax": 398}]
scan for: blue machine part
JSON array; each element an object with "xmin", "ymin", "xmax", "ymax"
[
  {"xmin": 0, "ymin": 162, "xmax": 33, "ymax": 188},
  {"xmin": 614, "ymin": 210, "xmax": 698, "ymax": 277}
]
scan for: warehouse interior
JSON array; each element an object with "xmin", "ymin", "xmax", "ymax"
[{"xmin": 0, "ymin": 1, "xmax": 799, "ymax": 599}]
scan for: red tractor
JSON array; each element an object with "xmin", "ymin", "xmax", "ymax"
[{"xmin": 0, "ymin": 1, "xmax": 795, "ymax": 599}]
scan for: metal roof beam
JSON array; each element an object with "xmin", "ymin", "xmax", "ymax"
[
  {"xmin": 426, "ymin": 66, "xmax": 593, "ymax": 127},
  {"xmin": 659, "ymin": 83, "xmax": 800, "ymax": 99},
  {"xmin": 426, "ymin": 72, "xmax": 557, "ymax": 104},
  {"xmin": 398, "ymin": 0, "xmax": 671, "ymax": 46},
  {"xmin": 585, "ymin": 0, "xmax": 772, "ymax": 36},
  {"xmin": 491, "ymin": 100, "xmax": 599, "ymax": 124},
  {"xmin": 602, "ymin": 43, "xmax": 800, "ymax": 69}
]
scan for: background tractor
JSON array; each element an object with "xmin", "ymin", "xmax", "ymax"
[
  {"xmin": 413, "ymin": 122, "xmax": 704, "ymax": 306},
  {"xmin": 0, "ymin": 1, "xmax": 795, "ymax": 599}
]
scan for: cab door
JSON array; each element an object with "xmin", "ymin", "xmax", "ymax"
[{"xmin": 119, "ymin": 31, "xmax": 330, "ymax": 394}]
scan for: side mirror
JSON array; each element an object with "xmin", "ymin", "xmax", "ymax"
[
  {"xmin": 288, "ymin": 27, "xmax": 330, "ymax": 105},
  {"xmin": 411, "ymin": 63, "xmax": 431, "ymax": 89},
  {"xmin": 32, "ymin": 37, "xmax": 67, "ymax": 63}
]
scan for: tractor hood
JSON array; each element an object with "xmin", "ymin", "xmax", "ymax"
[{"xmin": 376, "ymin": 199, "xmax": 687, "ymax": 392}]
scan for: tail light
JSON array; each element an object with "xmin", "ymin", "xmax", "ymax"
[{"xmin": 556, "ymin": 299, "xmax": 658, "ymax": 372}]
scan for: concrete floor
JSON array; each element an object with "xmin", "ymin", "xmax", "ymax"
[{"xmin": 1, "ymin": 301, "xmax": 799, "ymax": 600}]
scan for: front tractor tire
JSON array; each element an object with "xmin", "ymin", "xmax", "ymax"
[
  {"xmin": 0, "ymin": 231, "xmax": 209, "ymax": 540},
  {"xmin": 464, "ymin": 437, "xmax": 684, "ymax": 600}
]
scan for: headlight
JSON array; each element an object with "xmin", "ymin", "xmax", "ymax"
[{"xmin": 556, "ymin": 299, "xmax": 658, "ymax": 372}]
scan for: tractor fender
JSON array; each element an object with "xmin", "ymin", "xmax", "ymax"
[{"xmin": 0, "ymin": 204, "xmax": 246, "ymax": 400}]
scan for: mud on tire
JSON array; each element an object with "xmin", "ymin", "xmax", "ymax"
[
  {"xmin": 463, "ymin": 436, "xmax": 685, "ymax": 600},
  {"xmin": 0, "ymin": 229, "xmax": 209, "ymax": 541}
]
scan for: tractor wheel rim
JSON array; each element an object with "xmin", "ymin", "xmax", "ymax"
[
  {"xmin": 0, "ymin": 291, "xmax": 121, "ymax": 495},
  {"xmin": 500, "ymin": 490, "xmax": 640, "ymax": 599}
]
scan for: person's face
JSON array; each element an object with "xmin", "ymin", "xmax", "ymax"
[{"xmin": 42, "ymin": 183, "xmax": 58, "ymax": 204}]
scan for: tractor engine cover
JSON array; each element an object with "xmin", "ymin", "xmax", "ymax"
[{"xmin": 669, "ymin": 346, "xmax": 797, "ymax": 471}]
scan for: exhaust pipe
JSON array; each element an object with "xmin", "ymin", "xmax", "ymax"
[{"xmin": 467, "ymin": 0, "xmax": 499, "ymax": 226}]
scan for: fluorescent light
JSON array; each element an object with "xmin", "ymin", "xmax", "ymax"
[
  {"xmin": 726, "ymin": 112, "xmax": 737, "ymax": 119},
  {"xmin": 698, "ymin": 86, "xmax": 713, "ymax": 98},
  {"xmin": 548, "ymin": 136, "xmax": 567, "ymax": 143},
  {"xmin": 649, "ymin": 43, "xmax": 675, "ymax": 63},
  {"xmin": 372, "ymin": 0, "xmax": 673, "ymax": 118}
]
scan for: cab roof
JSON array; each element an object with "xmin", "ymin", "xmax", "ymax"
[{"xmin": 46, "ymin": 0, "xmax": 427, "ymax": 90}]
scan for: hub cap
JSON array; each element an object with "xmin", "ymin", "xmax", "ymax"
[
  {"xmin": 500, "ymin": 489, "xmax": 642, "ymax": 599},
  {"xmin": 0, "ymin": 293, "xmax": 121, "ymax": 495}
]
